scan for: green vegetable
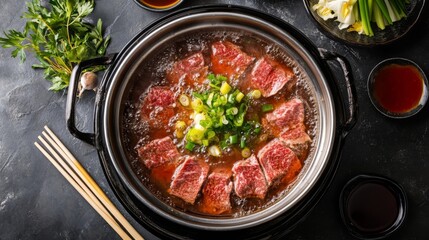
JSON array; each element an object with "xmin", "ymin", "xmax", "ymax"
[
  {"xmin": 185, "ymin": 142, "xmax": 196, "ymax": 151},
  {"xmin": 359, "ymin": 0, "xmax": 374, "ymax": 36},
  {"xmin": 236, "ymin": 92, "xmax": 245, "ymax": 102},
  {"xmin": 249, "ymin": 90, "xmax": 262, "ymax": 99},
  {"xmin": 184, "ymin": 74, "xmax": 262, "ymax": 152},
  {"xmin": 220, "ymin": 81, "xmax": 232, "ymax": 95},
  {"xmin": 313, "ymin": 0, "xmax": 408, "ymax": 37},
  {"xmin": 229, "ymin": 135, "xmax": 238, "ymax": 144},
  {"xmin": 262, "ymin": 104, "xmax": 274, "ymax": 112},
  {"xmin": 208, "ymin": 145, "xmax": 221, "ymax": 157},
  {"xmin": 373, "ymin": 3, "xmax": 386, "ymax": 30},
  {"xmin": 241, "ymin": 147, "xmax": 251, "ymax": 158},
  {"xmin": 179, "ymin": 94, "xmax": 190, "ymax": 106},
  {"xmin": 0, "ymin": 0, "xmax": 110, "ymax": 91},
  {"xmin": 375, "ymin": 0, "xmax": 393, "ymax": 24}
]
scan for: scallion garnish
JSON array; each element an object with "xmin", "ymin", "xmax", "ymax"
[
  {"xmin": 185, "ymin": 142, "xmax": 196, "ymax": 151},
  {"xmin": 262, "ymin": 104, "xmax": 274, "ymax": 113},
  {"xmin": 181, "ymin": 74, "xmax": 263, "ymax": 154}
]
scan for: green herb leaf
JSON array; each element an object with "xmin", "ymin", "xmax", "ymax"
[{"xmin": 0, "ymin": 0, "xmax": 110, "ymax": 91}]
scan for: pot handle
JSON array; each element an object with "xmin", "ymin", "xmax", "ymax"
[
  {"xmin": 318, "ymin": 48, "xmax": 358, "ymax": 136},
  {"xmin": 66, "ymin": 54, "xmax": 117, "ymax": 146}
]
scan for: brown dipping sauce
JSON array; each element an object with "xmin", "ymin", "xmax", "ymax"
[
  {"xmin": 138, "ymin": 0, "xmax": 180, "ymax": 9},
  {"xmin": 341, "ymin": 176, "xmax": 407, "ymax": 238},
  {"xmin": 347, "ymin": 183, "xmax": 398, "ymax": 232},
  {"xmin": 372, "ymin": 63, "xmax": 424, "ymax": 114}
]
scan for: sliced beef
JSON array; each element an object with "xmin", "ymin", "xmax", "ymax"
[
  {"xmin": 279, "ymin": 123, "xmax": 311, "ymax": 159},
  {"xmin": 281, "ymin": 156, "xmax": 302, "ymax": 185},
  {"xmin": 137, "ymin": 136, "xmax": 180, "ymax": 169},
  {"xmin": 167, "ymin": 52, "xmax": 207, "ymax": 86},
  {"xmin": 257, "ymin": 139, "xmax": 298, "ymax": 186},
  {"xmin": 140, "ymin": 86, "xmax": 176, "ymax": 128},
  {"xmin": 248, "ymin": 56, "xmax": 294, "ymax": 97},
  {"xmin": 232, "ymin": 155, "xmax": 268, "ymax": 199},
  {"xmin": 200, "ymin": 169, "xmax": 233, "ymax": 215},
  {"xmin": 169, "ymin": 156, "xmax": 209, "ymax": 204},
  {"xmin": 211, "ymin": 41, "xmax": 254, "ymax": 79},
  {"xmin": 263, "ymin": 98, "xmax": 305, "ymax": 136}
]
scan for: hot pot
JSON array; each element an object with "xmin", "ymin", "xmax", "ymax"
[{"xmin": 66, "ymin": 5, "xmax": 357, "ymax": 239}]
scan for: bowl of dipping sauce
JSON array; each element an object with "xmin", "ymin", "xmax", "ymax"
[
  {"xmin": 340, "ymin": 175, "xmax": 407, "ymax": 239},
  {"xmin": 133, "ymin": 0, "xmax": 182, "ymax": 11},
  {"xmin": 368, "ymin": 58, "xmax": 428, "ymax": 118}
]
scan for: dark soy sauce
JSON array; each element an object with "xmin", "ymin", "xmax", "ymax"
[
  {"xmin": 346, "ymin": 182, "xmax": 399, "ymax": 233},
  {"xmin": 373, "ymin": 63, "xmax": 424, "ymax": 114}
]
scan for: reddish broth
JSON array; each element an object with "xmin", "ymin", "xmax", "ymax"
[{"xmin": 122, "ymin": 31, "xmax": 318, "ymax": 217}]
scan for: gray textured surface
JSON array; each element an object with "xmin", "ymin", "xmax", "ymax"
[{"xmin": 1, "ymin": 0, "xmax": 428, "ymax": 239}]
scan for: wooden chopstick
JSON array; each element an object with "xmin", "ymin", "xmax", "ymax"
[
  {"xmin": 42, "ymin": 126, "xmax": 143, "ymax": 240},
  {"xmin": 35, "ymin": 127, "xmax": 144, "ymax": 240}
]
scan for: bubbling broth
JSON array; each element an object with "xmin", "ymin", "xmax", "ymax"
[{"xmin": 122, "ymin": 30, "xmax": 318, "ymax": 217}]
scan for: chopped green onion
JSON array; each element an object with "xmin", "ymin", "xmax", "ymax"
[
  {"xmin": 227, "ymin": 94, "xmax": 236, "ymax": 103},
  {"xmin": 199, "ymin": 119, "xmax": 212, "ymax": 128},
  {"xmin": 254, "ymin": 126, "xmax": 261, "ymax": 134},
  {"xmin": 220, "ymin": 140, "xmax": 228, "ymax": 149},
  {"xmin": 202, "ymin": 139, "xmax": 209, "ymax": 147},
  {"xmin": 175, "ymin": 121, "xmax": 186, "ymax": 130},
  {"xmin": 187, "ymin": 128, "xmax": 205, "ymax": 142},
  {"xmin": 236, "ymin": 92, "xmax": 245, "ymax": 102},
  {"xmin": 229, "ymin": 135, "xmax": 238, "ymax": 144},
  {"xmin": 234, "ymin": 114, "xmax": 244, "ymax": 127},
  {"xmin": 240, "ymin": 136, "xmax": 246, "ymax": 148},
  {"xmin": 221, "ymin": 115, "xmax": 229, "ymax": 125},
  {"xmin": 241, "ymin": 147, "xmax": 251, "ymax": 158},
  {"xmin": 185, "ymin": 142, "xmax": 195, "ymax": 151},
  {"xmin": 226, "ymin": 107, "xmax": 238, "ymax": 115},
  {"xmin": 175, "ymin": 129, "xmax": 184, "ymax": 139},
  {"xmin": 180, "ymin": 73, "xmax": 263, "ymax": 152},
  {"xmin": 207, "ymin": 130, "xmax": 216, "ymax": 139},
  {"xmin": 261, "ymin": 104, "xmax": 274, "ymax": 112},
  {"xmin": 206, "ymin": 92, "xmax": 214, "ymax": 106},
  {"xmin": 179, "ymin": 94, "xmax": 190, "ymax": 106},
  {"xmin": 220, "ymin": 81, "xmax": 232, "ymax": 95},
  {"xmin": 249, "ymin": 90, "xmax": 261, "ymax": 99},
  {"xmin": 191, "ymin": 98, "xmax": 204, "ymax": 112},
  {"xmin": 208, "ymin": 145, "xmax": 221, "ymax": 157}
]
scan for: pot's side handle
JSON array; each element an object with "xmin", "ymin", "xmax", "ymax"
[
  {"xmin": 66, "ymin": 54, "xmax": 117, "ymax": 146},
  {"xmin": 318, "ymin": 48, "xmax": 358, "ymax": 136}
]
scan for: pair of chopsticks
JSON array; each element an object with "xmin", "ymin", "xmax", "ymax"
[{"xmin": 35, "ymin": 126, "xmax": 144, "ymax": 240}]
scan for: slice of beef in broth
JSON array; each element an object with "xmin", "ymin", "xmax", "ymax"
[
  {"xmin": 281, "ymin": 154, "xmax": 303, "ymax": 186},
  {"xmin": 137, "ymin": 136, "xmax": 180, "ymax": 170},
  {"xmin": 262, "ymin": 98, "xmax": 305, "ymax": 136},
  {"xmin": 140, "ymin": 86, "xmax": 176, "ymax": 129},
  {"xmin": 167, "ymin": 52, "xmax": 208, "ymax": 86},
  {"xmin": 248, "ymin": 56, "xmax": 294, "ymax": 97},
  {"xmin": 232, "ymin": 154, "xmax": 268, "ymax": 199},
  {"xmin": 169, "ymin": 156, "xmax": 209, "ymax": 204},
  {"xmin": 200, "ymin": 169, "xmax": 233, "ymax": 215},
  {"xmin": 257, "ymin": 138, "xmax": 298, "ymax": 186},
  {"xmin": 279, "ymin": 123, "xmax": 311, "ymax": 160},
  {"xmin": 210, "ymin": 41, "xmax": 255, "ymax": 80}
]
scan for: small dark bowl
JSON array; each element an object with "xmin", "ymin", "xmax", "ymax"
[
  {"xmin": 303, "ymin": 0, "xmax": 426, "ymax": 46},
  {"xmin": 339, "ymin": 175, "xmax": 407, "ymax": 239},
  {"xmin": 367, "ymin": 58, "xmax": 428, "ymax": 118},
  {"xmin": 133, "ymin": 0, "xmax": 183, "ymax": 12}
]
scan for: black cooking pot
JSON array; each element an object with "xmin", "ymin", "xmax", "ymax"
[{"xmin": 66, "ymin": 5, "xmax": 357, "ymax": 239}]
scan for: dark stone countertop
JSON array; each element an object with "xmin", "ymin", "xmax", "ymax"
[{"xmin": 1, "ymin": 0, "xmax": 428, "ymax": 239}]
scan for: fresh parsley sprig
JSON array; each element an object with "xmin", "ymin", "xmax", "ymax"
[{"xmin": 0, "ymin": 0, "xmax": 110, "ymax": 91}]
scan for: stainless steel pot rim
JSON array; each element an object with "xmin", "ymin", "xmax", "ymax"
[{"xmin": 102, "ymin": 10, "xmax": 337, "ymax": 230}]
